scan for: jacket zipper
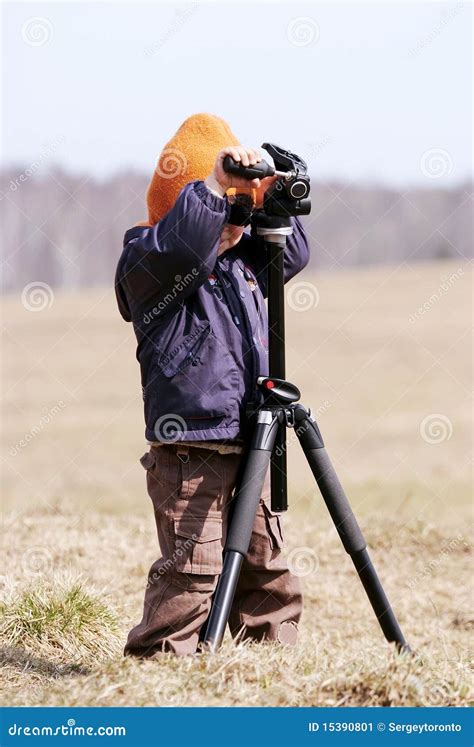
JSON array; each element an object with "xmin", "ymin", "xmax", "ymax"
[{"xmin": 215, "ymin": 260, "xmax": 258, "ymax": 402}]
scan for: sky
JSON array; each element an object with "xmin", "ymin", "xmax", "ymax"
[{"xmin": 1, "ymin": 0, "xmax": 472, "ymax": 186}]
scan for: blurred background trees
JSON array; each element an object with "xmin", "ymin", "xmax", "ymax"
[{"xmin": 1, "ymin": 167, "xmax": 471, "ymax": 292}]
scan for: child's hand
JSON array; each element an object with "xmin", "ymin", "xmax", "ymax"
[
  {"xmin": 205, "ymin": 146, "xmax": 262, "ymax": 196},
  {"xmin": 218, "ymin": 224, "xmax": 245, "ymax": 255},
  {"xmin": 254, "ymin": 174, "xmax": 279, "ymax": 208}
]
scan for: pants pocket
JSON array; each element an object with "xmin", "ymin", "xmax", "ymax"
[
  {"xmin": 262, "ymin": 500, "xmax": 284, "ymax": 551},
  {"xmin": 141, "ymin": 446, "xmax": 184, "ymax": 517},
  {"xmin": 243, "ymin": 500, "xmax": 288, "ymax": 572},
  {"xmin": 140, "ymin": 449, "xmax": 157, "ymax": 471},
  {"xmin": 172, "ymin": 514, "xmax": 223, "ymax": 590}
]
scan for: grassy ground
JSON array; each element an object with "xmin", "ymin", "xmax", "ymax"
[{"xmin": 1, "ymin": 260, "xmax": 472, "ymax": 707}]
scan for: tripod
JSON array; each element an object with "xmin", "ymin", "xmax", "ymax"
[{"xmin": 201, "ymin": 146, "xmax": 410, "ymax": 654}]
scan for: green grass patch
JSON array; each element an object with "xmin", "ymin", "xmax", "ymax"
[{"xmin": 0, "ymin": 579, "xmax": 120, "ymax": 663}]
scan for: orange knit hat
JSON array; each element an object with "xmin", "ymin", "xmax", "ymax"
[{"xmin": 146, "ymin": 113, "xmax": 242, "ymax": 225}]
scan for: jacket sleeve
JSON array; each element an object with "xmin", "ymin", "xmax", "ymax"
[
  {"xmin": 234, "ymin": 216, "xmax": 310, "ymax": 298},
  {"xmin": 115, "ymin": 180, "xmax": 230, "ymax": 323}
]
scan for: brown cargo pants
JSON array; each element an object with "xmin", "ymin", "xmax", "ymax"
[{"xmin": 125, "ymin": 443, "xmax": 303, "ymax": 657}]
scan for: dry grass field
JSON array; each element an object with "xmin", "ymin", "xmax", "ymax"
[{"xmin": 1, "ymin": 260, "xmax": 472, "ymax": 707}]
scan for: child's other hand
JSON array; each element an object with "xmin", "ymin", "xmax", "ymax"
[
  {"xmin": 254, "ymin": 174, "xmax": 279, "ymax": 208},
  {"xmin": 205, "ymin": 146, "xmax": 262, "ymax": 196},
  {"xmin": 218, "ymin": 224, "xmax": 245, "ymax": 255}
]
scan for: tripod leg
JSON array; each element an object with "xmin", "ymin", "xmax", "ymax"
[
  {"xmin": 293, "ymin": 405, "xmax": 410, "ymax": 652},
  {"xmin": 201, "ymin": 410, "xmax": 280, "ymax": 651}
]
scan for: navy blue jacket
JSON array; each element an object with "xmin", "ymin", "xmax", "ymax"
[{"xmin": 115, "ymin": 180, "xmax": 310, "ymax": 442}]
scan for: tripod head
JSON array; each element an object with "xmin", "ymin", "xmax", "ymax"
[
  {"xmin": 223, "ymin": 142, "xmax": 311, "ymax": 220},
  {"xmin": 261, "ymin": 143, "xmax": 311, "ymax": 218}
]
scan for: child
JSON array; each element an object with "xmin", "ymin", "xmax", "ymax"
[{"xmin": 115, "ymin": 114, "xmax": 310, "ymax": 656}]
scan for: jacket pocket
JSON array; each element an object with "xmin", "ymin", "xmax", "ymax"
[
  {"xmin": 152, "ymin": 320, "xmax": 239, "ymax": 424},
  {"xmin": 157, "ymin": 321, "xmax": 211, "ymax": 377}
]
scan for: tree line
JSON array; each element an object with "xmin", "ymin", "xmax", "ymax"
[{"xmin": 0, "ymin": 167, "xmax": 471, "ymax": 292}]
